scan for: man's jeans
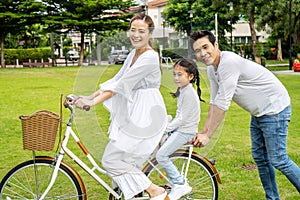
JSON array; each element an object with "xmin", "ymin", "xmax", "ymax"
[
  {"xmin": 250, "ymin": 106, "xmax": 300, "ymax": 199},
  {"xmin": 156, "ymin": 131, "xmax": 196, "ymax": 184}
]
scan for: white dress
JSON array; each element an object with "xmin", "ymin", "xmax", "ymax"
[{"xmin": 100, "ymin": 49, "xmax": 168, "ymax": 199}]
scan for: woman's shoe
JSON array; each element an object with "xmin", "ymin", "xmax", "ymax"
[{"xmin": 150, "ymin": 191, "xmax": 170, "ymax": 200}]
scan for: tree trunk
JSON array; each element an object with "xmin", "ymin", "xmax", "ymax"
[
  {"xmin": 79, "ymin": 32, "xmax": 85, "ymax": 66},
  {"xmin": 249, "ymin": 8, "xmax": 260, "ymax": 64},
  {"xmin": 96, "ymin": 34, "xmax": 101, "ymax": 65},
  {"xmin": 277, "ymin": 38, "xmax": 283, "ymax": 61},
  {"xmin": 50, "ymin": 33, "xmax": 55, "ymax": 66},
  {"xmin": 295, "ymin": 28, "xmax": 300, "ymax": 45},
  {"xmin": 1, "ymin": 33, "xmax": 6, "ymax": 68}
]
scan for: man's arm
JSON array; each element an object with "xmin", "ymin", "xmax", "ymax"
[{"xmin": 193, "ymin": 104, "xmax": 226, "ymax": 147}]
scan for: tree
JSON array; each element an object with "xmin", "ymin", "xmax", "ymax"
[
  {"xmin": 43, "ymin": 0, "xmax": 135, "ymax": 66},
  {"xmin": 162, "ymin": 0, "xmax": 235, "ymax": 55},
  {"xmin": 257, "ymin": 0, "xmax": 300, "ymax": 61},
  {"xmin": 162, "ymin": 0, "xmax": 194, "ymax": 36},
  {"xmin": 24, "ymin": 24, "xmax": 49, "ymax": 51},
  {"xmin": 291, "ymin": 0, "xmax": 300, "ymax": 45},
  {"xmin": 101, "ymin": 31, "xmax": 132, "ymax": 59},
  {"xmin": 213, "ymin": 0, "xmax": 267, "ymax": 63},
  {"xmin": 0, "ymin": 0, "xmax": 46, "ymax": 68},
  {"xmin": 255, "ymin": 1, "xmax": 287, "ymax": 61}
]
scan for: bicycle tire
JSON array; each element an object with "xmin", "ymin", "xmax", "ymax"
[
  {"xmin": 0, "ymin": 157, "xmax": 86, "ymax": 200},
  {"xmin": 142, "ymin": 151, "xmax": 219, "ymax": 200}
]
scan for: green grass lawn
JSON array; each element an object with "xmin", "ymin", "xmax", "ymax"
[{"xmin": 0, "ymin": 65, "xmax": 299, "ymax": 199}]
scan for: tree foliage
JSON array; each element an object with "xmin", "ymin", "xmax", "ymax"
[
  {"xmin": 0, "ymin": 0, "xmax": 46, "ymax": 67},
  {"xmin": 43, "ymin": 0, "xmax": 135, "ymax": 65},
  {"xmin": 163, "ymin": 0, "xmax": 295, "ymax": 62},
  {"xmin": 256, "ymin": 0, "xmax": 300, "ymax": 60},
  {"xmin": 162, "ymin": 0, "xmax": 236, "ymax": 51},
  {"xmin": 2, "ymin": 0, "xmax": 300, "ymax": 67},
  {"xmin": 0, "ymin": 0, "xmax": 136, "ymax": 67}
]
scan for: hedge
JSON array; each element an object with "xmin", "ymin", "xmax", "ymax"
[
  {"xmin": 4, "ymin": 48, "xmax": 52, "ymax": 65},
  {"xmin": 162, "ymin": 48, "xmax": 188, "ymax": 59}
]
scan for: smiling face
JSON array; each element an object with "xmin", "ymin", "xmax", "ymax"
[
  {"xmin": 193, "ymin": 36, "xmax": 220, "ymax": 67},
  {"xmin": 173, "ymin": 65, "xmax": 194, "ymax": 89},
  {"xmin": 129, "ymin": 19, "xmax": 152, "ymax": 50}
]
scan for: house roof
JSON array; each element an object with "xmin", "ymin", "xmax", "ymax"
[
  {"xmin": 232, "ymin": 22, "xmax": 252, "ymax": 36},
  {"xmin": 148, "ymin": 0, "xmax": 167, "ymax": 8}
]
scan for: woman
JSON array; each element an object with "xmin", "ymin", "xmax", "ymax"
[{"xmin": 75, "ymin": 13, "xmax": 169, "ymax": 200}]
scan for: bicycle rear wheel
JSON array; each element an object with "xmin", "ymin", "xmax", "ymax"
[
  {"xmin": 143, "ymin": 151, "xmax": 219, "ymax": 200},
  {"xmin": 0, "ymin": 157, "xmax": 85, "ymax": 200}
]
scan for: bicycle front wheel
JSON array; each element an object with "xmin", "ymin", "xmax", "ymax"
[
  {"xmin": 0, "ymin": 158, "xmax": 85, "ymax": 200},
  {"xmin": 143, "ymin": 151, "xmax": 219, "ymax": 200}
]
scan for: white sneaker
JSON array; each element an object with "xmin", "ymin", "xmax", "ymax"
[
  {"xmin": 150, "ymin": 191, "xmax": 169, "ymax": 200},
  {"xmin": 168, "ymin": 181, "xmax": 192, "ymax": 200}
]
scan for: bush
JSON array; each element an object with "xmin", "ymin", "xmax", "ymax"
[
  {"xmin": 256, "ymin": 43, "xmax": 264, "ymax": 57},
  {"xmin": 261, "ymin": 57, "xmax": 266, "ymax": 66},
  {"xmin": 4, "ymin": 48, "xmax": 52, "ymax": 65},
  {"xmin": 292, "ymin": 44, "xmax": 300, "ymax": 57},
  {"xmin": 162, "ymin": 48, "xmax": 188, "ymax": 59}
]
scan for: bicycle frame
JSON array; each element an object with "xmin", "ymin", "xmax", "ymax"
[
  {"xmin": 40, "ymin": 127, "xmax": 201, "ymax": 200},
  {"xmin": 36, "ymin": 103, "xmax": 166, "ymax": 200},
  {"xmin": 36, "ymin": 95, "xmax": 221, "ymax": 200},
  {"xmin": 39, "ymin": 124, "xmax": 121, "ymax": 200}
]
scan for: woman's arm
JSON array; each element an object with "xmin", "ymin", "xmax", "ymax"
[
  {"xmin": 75, "ymin": 90, "xmax": 115, "ymax": 109},
  {"xmin": 93, "ymin": 90, "xmax": 114, "ymax": 105}
]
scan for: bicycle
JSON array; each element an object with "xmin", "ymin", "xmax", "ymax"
[{"xmin": 0, "ymin": 94, "xmax": 221, "ymax": 200}]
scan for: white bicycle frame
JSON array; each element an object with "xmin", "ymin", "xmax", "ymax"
[
  {"xmin": 39, "ymin": 124, "xmax": 121, "ymax": 200},
  {"xmin": 38, "ymin": 96, "xmax": 195, "ymax": 200},
  {"xmin": 38, "ymin": 124, "xmax": 195, "ymax": 200}
]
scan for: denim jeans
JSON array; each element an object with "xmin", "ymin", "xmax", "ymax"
[
  {"xmin": 156, "ymin": 131, "xmax": 196, "ymax": 184},
  {"xmin": 250, "ymin": 105, "xmax": 300, "ymax": 199}
]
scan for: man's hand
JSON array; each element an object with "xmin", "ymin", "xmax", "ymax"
[{"xmin": 193, "ymin": 132, "xmax": 210, "ymax": 147}]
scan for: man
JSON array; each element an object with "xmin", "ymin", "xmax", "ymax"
[{"xmin": 191, "ymin": 30, "xmax": 300, "ymax": 199}]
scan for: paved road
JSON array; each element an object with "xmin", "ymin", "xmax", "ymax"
[{"xmin": 272, "ymin": 70, "xmax": 300, "ymax": 75}]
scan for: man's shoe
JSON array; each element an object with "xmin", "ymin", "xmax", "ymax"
[{"xmin": 168, "ymin": 181, "xmax": 192, "ymax": 200}]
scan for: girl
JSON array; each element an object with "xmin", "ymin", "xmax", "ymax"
[
  {"xmin": 75, "ymin": 13, "xmax": 169, "ymax": 200},
  {"xmin": 156, "ymin": 58, "xmax": 204, "ymax": 200}
]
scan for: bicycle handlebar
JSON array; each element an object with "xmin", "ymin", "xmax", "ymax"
[{"xmin": 83, "ymin": 105, "xmax": 90, "ymax": 111}]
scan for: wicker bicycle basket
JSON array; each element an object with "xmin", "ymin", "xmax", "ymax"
[{"xmin": 20, "ymin": 110, "xmax": 60, "ymax": 151}]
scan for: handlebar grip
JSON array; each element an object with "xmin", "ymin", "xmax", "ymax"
[{"xmin": 83, "ymin": 105, "xmax": 90, "ymax": 111}]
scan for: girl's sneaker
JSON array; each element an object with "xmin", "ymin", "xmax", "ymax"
[{"xmin": 168, "ymin": 181, "xmax": 192, "ymax": 200}]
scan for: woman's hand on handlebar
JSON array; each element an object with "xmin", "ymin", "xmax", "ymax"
[
  {"xmin": 65, "ymin": 94, "xmax": 91, "ymax": 111},
  {"xmin": 74, "ymin": 97, "xmax": 92, "ymax": 111}
]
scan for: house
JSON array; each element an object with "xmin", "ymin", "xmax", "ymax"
[
  {"xmin": 147, "ymin": 0, "xmax": 188, "ymax": 49},
  {"xmin": 145, "ymin": 0, "xmax": 270, "ymax": 48},
  {"xmin": 225, "ymin": 21, "xmax": 270, "ymax": 44}
]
